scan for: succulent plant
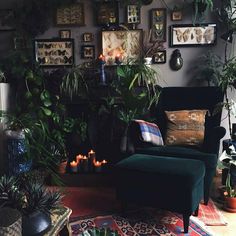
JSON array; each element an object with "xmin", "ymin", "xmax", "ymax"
[{"xmin": 82, "ymin": 227, "xmax": 120, "ymax": 236}]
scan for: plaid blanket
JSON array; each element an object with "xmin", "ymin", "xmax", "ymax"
[{"xmin": 135, "ymin": 120, "xmax": 164, "ymax": 146}]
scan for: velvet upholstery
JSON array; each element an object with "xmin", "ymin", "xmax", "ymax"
[
  {"xmin": 116, "ymin": 154, "xmax": 205, "ymax": 233},
  {"xmin": 129, "ymin": 87, "xmax": 226, "ymax": 204}
]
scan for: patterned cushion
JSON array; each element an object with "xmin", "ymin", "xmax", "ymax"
[
  {"xmin": 165, "ymin": 110, "xmax": 207, "ymax": 146},
  {"xmin": 135, "ymin": 120, "xmax": 164, "ymax": 146}
]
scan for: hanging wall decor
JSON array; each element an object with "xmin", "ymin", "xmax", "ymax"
[
  {"xmin": 34, "ymin": 39, "xmax": 74, "ymax": 67},
  {"xmin": 169, "ymin": 23, "xmax": 217, "ymax": 47},
  {"xmin": 82, "ymin": 33, "xmax": 94, "ymax": 42},
  {"xmin": 59, "ymin": 30, "xmax": 71, "ymax": 38},
  {"xmin": 102, "ymin": 29, "xmax": 143, "ymax": 64},
  {"xmin": 56, "ymin": 3, "xmax": 85, "ymax": 26},
  {"xmin": 95, "ymin": 1, "xmax": 119, "ymax": 26},
  {"xmin": 150, "ymin": 8, "xmax": 167, "ymax": 42},
  {"xmin": 152, "ymin": 50, "xmax": 166, "ymax": 64},
  {"xmin": 81, "ymin": 45, "xmax": 95, "ymax": 59},
  {"xmin": 126, "ymin": 5, "xmax": 141, "ymax": 25},
  {"xmin": 0, "ymin": 9, "xmax": 14, "ymax": 31}
]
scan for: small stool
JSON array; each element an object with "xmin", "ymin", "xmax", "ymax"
[{"xmin": 115, "ymin": 154, "xmax": 205, "ymax": 233}]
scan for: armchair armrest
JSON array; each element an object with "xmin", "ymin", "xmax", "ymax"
[{"xmin": 203, "ymin": 126, "xmax": 226, "ymax": 153}]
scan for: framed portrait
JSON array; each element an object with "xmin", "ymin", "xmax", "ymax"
[
  {"xmin": 81, "ymin": 45, "xmax": 95, "ymax": 59},
  {"xmin": 169, "ymin": 23, "xmax": 217, "ymax": 47},
  {"xmin": 171, "ymin": 10, "xmax": 182, "ymax": 21},
  {"xmin": 152, "ymin": 50, "xmax": 166, "ymax": 64},
  {"xmin": 126, "ymin": 5, "xmax": 141, "ymax": 24},
  {"xmin": 56, "ymin": 3, "xmax": 85, "ymax": 26},
  {"xmin": 102, "ymin": 30, "xmax": 143, "ymax": 65},
  {"xmin": 82, "ymin": 33, "xmax": 93, "ymax": 42},
  {"xmin": 0, "ymin": 9, "xmax": 14, "ymax": 31},
  {"xmin": 34, "ymin": 39, "xmax": 74, "ymax": 67},
  {"xmin": 95, "ymin": 1, "xmax": 119, "ymax": 26},
  {"xmin": 59, "ymin": 30, "xmax": 71, "ymax": 38},
  {"xmin": 150, "ymin": 8, "xmax": 167, "ymax": 42}
]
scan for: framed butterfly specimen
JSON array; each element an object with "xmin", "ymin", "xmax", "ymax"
[
  {"xmin": 150, "ymin": 8, "xmax": 167, "ymax": 42},
  {"xmin": 169, "ymin": 24, "xmax": 217, "ymax": 47},
  {"xmin": 34, "ymin": 39, "xmax": 74, "ymax": 67},
  {"xmin": 152, "ymin": 50, "xmax": 166, "ymax": 64},
  {"xmin": 81, "ymin": 45, "xmax": 95, "ymax": 59}
]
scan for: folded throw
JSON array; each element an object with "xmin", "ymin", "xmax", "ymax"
[{"xmin": 135, "ymin": 120, "xmax": 164, "ymax": 146}]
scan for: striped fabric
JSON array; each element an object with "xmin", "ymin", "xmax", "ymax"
[{"xmin": 135, "ymin": 120, "xmax": 164, "ymax": 146}]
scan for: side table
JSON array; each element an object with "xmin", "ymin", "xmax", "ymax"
[{"xmin": 45, "ymin": 206, "xmax": 72, "ymax": 236}]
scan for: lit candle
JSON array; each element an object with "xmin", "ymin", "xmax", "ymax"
[
  {"xmin": 80, "ymin": 156, "xmax": 89, "ymax": 172},
  {"xmin": 98, "ymin": 54, "xmax": 106, "ymax": 62},
  {"xmin": 70, "ymin": 161, "xmax": 78, "ymax": 173},
  {"xmin": 115, "ymin": 53, "xmax": 122, "ymax": 64},
  {"xmin": 101, "ymin": 159, "xmax": 108, "ymax": 165},
  {"xmin": 94, "ymin": 161, "xmax": 102, "ymax": 172},
  {"xmin": 76, "ymin": 154, "xmax": 83, "ymax": 163},
  {"xmin": 88, "ymin": 150, "xmax": 96, "ymax": 161}
]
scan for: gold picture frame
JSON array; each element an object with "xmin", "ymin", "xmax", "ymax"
[
  {"xmin": 102, "ymin": 30, "xmax": 143, "ymax": 65},
  {"xmin": 56, "ymin": 3, "xmax": 85, "ymax": 26}
]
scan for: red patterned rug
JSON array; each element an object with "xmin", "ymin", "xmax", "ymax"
[{"xmin": 69, "ymin": 208, "xmax": 215, "ymax": 236}]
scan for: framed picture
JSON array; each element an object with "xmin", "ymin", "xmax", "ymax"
[
  {"xmin": 150, "ymin": 8, "xmax": 167, "ymax": 42},
  {"xmin": 169, "ymin": 23, "xmax": 217, "ymax": 47},
  {"xmin": 102, "ymin": 30, "xmax": 143, "ymax": 64},
  {"xmin": 59, "ymin": 30, "xmax": 71, "ymax": 38},
  {"xmin": 95, "ymin": 1, "xmax": 119, "ymax": 26},
  {"xmin": 34, "ymin": 39, "xmax": 74, "ymax": 67},
  {"xmin": 126, "ymin": 5, "xmax": 141, "ymax": 24},
  {"xmin": 152, "ymin": 50, "xmax": 166, "ymax": 64},
  {"xmin": 81, "ymin": 45, "xmax": 95, "ymax": 59},
  {"xmin": 171, "ymin": 10, "xmax": 182, "ymax": 21},
  {"xmin": 82, "ymin": 33, "xmax": 93, "ymax": 42},
  {"xmin": 56, "ymin": 3, "xmax": 85, "ymax": 26},
  {"xmin": 0, "ymin": 9, "xmax": 14, "ymax": 31}
]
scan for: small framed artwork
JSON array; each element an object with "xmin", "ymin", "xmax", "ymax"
[
  {"xmin": 59, "ymin": 30, "xmax": 71, "ymax": 38},
  {"xmin": 14, "ymin": 37, "xmax": 27, "ymax": 50},
  {"xmin": 169, "ymin": 23, "xmax": 217, "ymax": 47},
  {"xmin": 0, "ymin": 9, "xmax": 14, "ymax": 31},
  {"xmin": 81, "ymin": 45, "xmax": 95, "ymax": 59},
  {"xmin": 56, "ymin": 3, "xmax": 85, "ymax": 26},
  {"xmin": 34, "ymin": 39, "xmax": 74, "ymax": 67},
  {"xmin": 82, "ymin": 33, "xmax": 93, "ymax": 42},
  {"xmin": 102, "ymin": 30, "xmax": 143, "ymax": 64},
  {"xmin": 95, "ymin": 1, "xmax": 119, "ymax": 26},
  {"xmin": 171, "ymin": 10, "xmax": 182, "ymax": 21},
  {"xmin": 126, "ymin": 5, "xmax": 141, "ymax": 24},
  {"xmin": 150, "ymin": 8, "xmax": 167, "ymax": 42},
  {"xmin": 152, "ymin": 50, "xmax": 166, "ymax": 64}
]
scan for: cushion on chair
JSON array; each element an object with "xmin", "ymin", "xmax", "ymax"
[
  {"xmin": 135, "ymin": 145, "xmax": 217, "ymax": 169},
  {"xmin": 164, "ymin": 109, "xmax": 207, "ymax": 146},
  {"xmin": 134, "ymin": 120, "xmax": 164, "ymax": 146}
]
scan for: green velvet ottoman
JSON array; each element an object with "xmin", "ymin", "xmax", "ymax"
[{"xmin": 115, "ymin": 154, "xmax": 205, "ymax": 233}]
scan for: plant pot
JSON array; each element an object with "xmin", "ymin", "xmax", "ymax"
[
  {"xmin": 224, "ymin": 197, "xmax": 236, "ymax": 213},
  {"xmin": 22, "ymin": 211, "xmax": 51, "ymax": 236}
]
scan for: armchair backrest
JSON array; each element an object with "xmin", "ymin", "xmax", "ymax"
[{"xmin": 153, "ymin": 87, "xmax": 224, "ymax": 151}]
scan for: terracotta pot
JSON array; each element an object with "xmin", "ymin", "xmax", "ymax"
[{"xmin": 225, "ymin": 197, "xmax": 236, "ymax": 209}]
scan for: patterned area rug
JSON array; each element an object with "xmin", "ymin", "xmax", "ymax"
[{"xmin": 70, "ymin": 208, "xmax": 214, "ymax": 236}]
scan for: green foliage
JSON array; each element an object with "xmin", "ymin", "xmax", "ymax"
[
  {"xmin": 219, "ymin": 57, "xmax": 236, "ymax": 91},
  {"xmin": 192, "ymin": 50, "xmax": 223, "ymax": 86},
  {"xmin": 60, "ymin": 65, "xmax": 88, "ymax": 100},
  {"xmin": 225, "ymin": 172, "xmax": 236, "ymax": 197},
  {"xmin": 0, "ymin": 175, "xmax": 62, "ymax": 215},
  {"xmin": 82, "ymin": 227, "xmax": 120, "ymax": 236}
]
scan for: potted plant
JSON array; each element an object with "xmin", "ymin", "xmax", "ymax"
[
  {"xmin": 192, "ymin": 0, "xmax": 214, "ymax": 24},
  {"xmin": 224, "ymin": 172, "xmax": 236, "ymax": 211},
  {"xmin": 0, "ymin": 174, "xmax": 62, "ymax": 235}
]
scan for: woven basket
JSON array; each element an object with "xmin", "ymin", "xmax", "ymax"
[{"xmin": 0, "ymin": 207, "xmax": 22, "ymax": 236}]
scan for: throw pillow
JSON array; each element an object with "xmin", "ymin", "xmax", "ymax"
[
  {"xmin": 135, "ymin": 120, "xmax": 164, "ymax": 146},
  {"xmin": 164, "ymin": 110, "xmax": 207, "ymax": 146}
]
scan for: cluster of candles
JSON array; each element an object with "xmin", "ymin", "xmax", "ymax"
[
  {"xmin": 98, "ymin": 53, "xmax": 122, "ymax": 64},
  {"xmin": 69, "ymin": 150, "xmax": 108, "ymax": 173}
]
